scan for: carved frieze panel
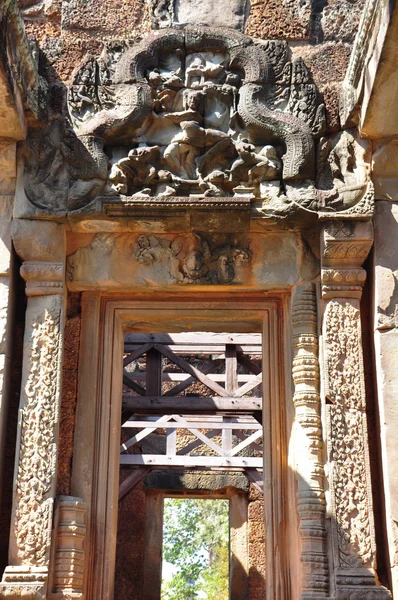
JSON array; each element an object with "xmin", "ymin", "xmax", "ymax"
[
  {"xmin": 20, "ymin": 26, "xmax": 351, "ymax": 219},
  {"xmin": 320, "ymin": 221, "xmax": 391, "ymax": 598},
  {"xmin": 66, "ymin": 230, "xmax": 312, "ymax": 291},
  {"xmin": 13, "ymin": 302, "xmax": 62, "ymax": 567},
  {"xmin": 324, "ymin": 301, "xmax": 372, "ymax": 564}
]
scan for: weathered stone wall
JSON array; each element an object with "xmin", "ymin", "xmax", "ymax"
[
  {"xmin": 115, "ymin": 478, "xmax": 146, "ymax": 600},
  {"xmin": 247, "ymin": 483, "xmax": 266, "ymax": 599}
]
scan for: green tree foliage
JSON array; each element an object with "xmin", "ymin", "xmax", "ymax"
[{"xmin": 161, "ymin": 498, "xmax": 229, "ymax": 599}]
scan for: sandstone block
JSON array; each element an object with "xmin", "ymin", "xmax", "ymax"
[
  {"xmin": 174, "ymin": 0, "xmax": 249, "ymax": 30},
  {"xmin": 374, "ymin": 202, "xmax": 398, "ymax": 329},
  {"xmin": 373, "ymin": 139, "xmax": 398, "ymax": 201}
]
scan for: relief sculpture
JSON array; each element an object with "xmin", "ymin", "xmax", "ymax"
[
  {"xmin": 21, "ymin": 27, "xmax": 336, "ymax": 215},
  {"xmin": 14, "ymin": 305, "xmax": 61, "ymax": 566},
  {"xmin": 133, "ymin": 233, "xmax": 251, "ymax": 284},
  {"xmin": 325, "ymin": 301, "xmax": 373, "ymax": 568},
  {"xmin": 20, "ymin": 27, "xmax": 373, "ymax": 219}
]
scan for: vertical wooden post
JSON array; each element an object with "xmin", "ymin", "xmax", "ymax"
[{"xmin": 146, "ymin": 348, "xmax": 162, "ymax": 396}]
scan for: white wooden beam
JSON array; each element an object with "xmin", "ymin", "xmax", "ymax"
[{"xmin": 120, "ymin": 455, "xmax": 263, "ymax": 467}]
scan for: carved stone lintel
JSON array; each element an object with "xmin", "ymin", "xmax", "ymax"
[
  {"xmin": 321, "ymin": 221, "xmax": 391, "ymax": 598},
  {"xmin": 292, "ymin": 285, "xmax": 328, "ymax": 598},
  {"xmin": 49, "ymin": 496, "xmax": 86, "ymax": 599}
]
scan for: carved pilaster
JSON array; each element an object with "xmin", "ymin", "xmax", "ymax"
[
  {"xmin": 292, "ymin": 285, "xmax": 328, "ymax": 598},
  {"xmin": 321, "ymin": 220, "xmax": 391, "ymax": 598},
  {"xmin": 49, "ymin": 496, "xmax": 86, "ymax": 600},
  {"xmin": 0, "ymin": 221, "xmax": 66, "ymax": 600}
]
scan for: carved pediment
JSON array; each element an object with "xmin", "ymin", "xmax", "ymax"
[{"xmin": 21, "ymin": 26, "xmax": 372, "ymax": 219}]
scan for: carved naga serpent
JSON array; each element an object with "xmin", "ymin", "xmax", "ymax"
[
  {"xmin": 229, "ymin": 44, "xmax": 317, "ymax": 181},
  {"xmin": 61, "ymin": 28, "xmax": 324, "ymax": 210}
]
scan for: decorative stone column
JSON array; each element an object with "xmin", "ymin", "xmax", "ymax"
[
  {"xmin": 321, "ymin": 220, "xmax": 391, "ymax": 598},
  {"xmin": 49, "ymin": 496, "xmax": 86, "ymax": 599},
  {"xmin": 0, "ymin": 220, "xmax": 66, "ymax": 599},
  {"xmin": 292, "ymin": 284, "xmax": 328, "ymax": 598}
]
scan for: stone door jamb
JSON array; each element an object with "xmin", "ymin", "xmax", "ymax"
[{"xmin": 70, "ymin": 294, "xmax": 290, "ymax": 600}]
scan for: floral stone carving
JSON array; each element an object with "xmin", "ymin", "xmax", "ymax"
[
  {"xmin": 14, "ymin": 304, "xmax": 62, "ymax": 566},
  {"xmin": 22, "ymin": 27, "xmax": 332, "ymax": 215}
]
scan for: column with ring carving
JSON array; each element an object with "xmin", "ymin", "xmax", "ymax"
[
  {"xmin": 321, "ymin": 220, "xmax": 391, "ymax": 599},
  {"xmin": 0, "ymin": 220, "xmax": 66, "ymax": 600},
  {"xmin": 292, "ymin": 284, "xmax": 328, "ymax": 598}
]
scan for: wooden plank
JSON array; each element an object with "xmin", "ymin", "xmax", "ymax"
[
  {"xmin": 163, "ymin": 358, "xmax": 224, "ymax": 397},
  {"xmin": 237, "ymin": 352, "xmax": 262, "ymax": 375},
  {"xmin": 222, "ymin": 418, "xmax": 233, "ymax": 456},
  {"xmin": 123, "ymin": 343, "xmax": 153, "ymax": 367},
  {"xmin": 245, "ymin": 468, "xmax": 264, "ymax": 494},
  {"xmin": 225, "ymin": 345, "xmax": 238, "ymax": 394},
  {"xmin": 124, "ymin": 372, "xmax": 257, "ymax": 383},
  {"xmin": 177, "ymin": 430, "xmax": 219, "ymax": 455},
  {"xmin": 234, "ymin": 430, "xmax": 263, "ymax": 453},
  {"xmin": 127, "ymin": 414, "xmax": 260, "ymax": 424},
  {"xmin": 233, "ymin": 373, "xmax": 263, "ymax": 398},
  {"xmin": 146, "ymin": 348, "xmax": 162, "ymax": 396},
  {"xmin": 231, "ymin": 430, "xmax": 263, "ymax": 456},
  {"xmin": 122, "ymin": 395, "xmax": 263, "ymax": 412},
  {"xmin": 122, "ymin": 420, "xmax": 262, "ymax": 430},
  {"xmin": 123, "ymin": 372, "xmax": 146, "ymax": 395},
  {"xmin": 124, "ymin": 333, "xmax": 262, "ymax": 345},
  {"xmin": 125, "ymin": 344, "xmax": 262, "ymax": 354},
  {"xmin": 166, "ymin": 428, "xmax": 176, "ymax": 457},
  {"xmin": 120, "ymin": 455, "xmax": 263, "ymax": 467},
  {"xmin": 172, "ymin": 415, "xmax": 225, "ymax": 456},
  {"xmin": 119, "ymin": 467, "xmax": 150, "ymax": 501},
  {"xmin": 154, "ymin": 344, "xmax": 229, "ymax": 397},
  {"xmin": 120, "ymin": 414, "xmax": 174, "ymax": 452}
]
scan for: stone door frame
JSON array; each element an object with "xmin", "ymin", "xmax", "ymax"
[{"xmin": 70, "ymin": 293, "xmax": 290, "ymax": 600}]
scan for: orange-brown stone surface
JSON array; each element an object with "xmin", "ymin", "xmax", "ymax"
[
  {"xmin": 245, "ymin": 0, "xmax": 311, "ymax": 40},
  {"xmin": 56, "ymin": 292, "xmax": 81, "ymax": 496}
]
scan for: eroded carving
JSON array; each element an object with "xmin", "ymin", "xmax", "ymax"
[
  {"xmin": 316, "ymin": 130, "xmax": 371, "ymax": 214},
  {"xmin": 132, "ymin": 233, "xmax": 251, "ymax": 284},
  {"xmin": 21, "ymin": 28, "xmax": 331, "ymax": 215},
  {"xmin": 14, "ymin": 305, "xmax": 62, "ymax": 566},
  {"xmin": 325, "ymin": 301, "xmax": 374, "ymax": 567}
]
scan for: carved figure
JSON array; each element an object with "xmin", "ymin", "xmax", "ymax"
[
  {"xmin": 185, "ymin": 53, "xmax": 224, "ymax": 88},
  {"xmin": 132, "ymin": 234, "xmax": 251, "ymax": 285},
  {"xmin": 163, "ymin": 121, "xmax": 229, "ymax": 179},
  {"xmin": 316, "ymin": 129, "xmax": 371, "ymax": 213},
  {"xmin": 229, "ymin": 140, "xmax": 281, "ymax": 188},
  {"xmin": 24, "ymin": 27, "xmax": 372, "ymax": 216},
  {"xmin": 109, "ymin": 146, "xmax": 160, "ymax": 194}
]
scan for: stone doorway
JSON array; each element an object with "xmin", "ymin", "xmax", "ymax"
[{"xmin": 71, "ymin": 295, "xmax": 288, "ymax": 600}]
